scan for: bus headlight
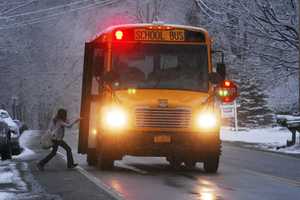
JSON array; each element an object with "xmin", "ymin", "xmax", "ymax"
[
  {"xmin": 103, "ymin": 107, "xmax": 127, "ymax": 129},
  {"xmin": 197, "ymin": 112, "xmax": 218, "ymax": 129}
]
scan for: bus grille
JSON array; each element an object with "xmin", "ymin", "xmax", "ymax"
[{"xmin": 135, "ymin": 107, "xmax": 192, "ymax": 128}]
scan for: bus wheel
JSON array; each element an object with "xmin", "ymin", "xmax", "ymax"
[
  {"xmin": 168, "ymin": 157, "xmax": 182, "ymax": 170},
  {"xmin": 203, "ymin": 155, "xmax": 219, "ymax": 173},
  {"xmin": 87, "ymin": 149, "xmax": 97, "ymax": 166},
  {"xmin": 97, "ymin": 153, "xmax": 114, "ymax": 170},
  {"xmin": 184, "ymin": 160, "xmax": 197, "ymax": 169},
  {"xmin": 96, "ymin": 138, "xmax": 114, "ymax": 170}
]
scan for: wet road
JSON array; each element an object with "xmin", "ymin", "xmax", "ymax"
[{"xmin": 64, "ymin": 134, "xmax": 300, "ymax": 200}]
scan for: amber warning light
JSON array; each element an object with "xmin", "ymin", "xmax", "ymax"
[{"xmin": 115, "ymin": 30, "xmax": 123, "ymax": 40}]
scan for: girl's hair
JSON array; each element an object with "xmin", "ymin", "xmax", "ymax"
[{"xmin": 53, "ymin": 108, "xmax": 67, "ymax": 124}]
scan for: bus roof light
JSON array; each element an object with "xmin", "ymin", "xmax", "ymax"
[{"xmin": 115, "ymin": 30, "xmax": 123, "ymax": 40}]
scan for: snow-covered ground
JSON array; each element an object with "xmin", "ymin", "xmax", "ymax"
[
  {"xmin": 221, "ymin": 127, "xmax": 300, "ymax": 154},
  {"xmin": 0, "ymin": 130, "xmax": 61, "ymax": 200}
]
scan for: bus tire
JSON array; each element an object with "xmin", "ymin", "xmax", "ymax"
[
  {"xmin": 184, "ymin": 160, "xmax": 197, "ymax": 169},
  {"xmin": 96, "ymin": 140, "xmax": 114, "ymax": 170},
  {"xmin": 203, "ymin": 154, "xmax": 219, "ymax": 173},
  {"xmin": 97, "ymin": 152, "xmax": 114, "ymax": 170},
  {"xmin": 168, "ymin": 157, "xmax": 182, "ymax": 170},
  {"xmin": 87, "ymin": 149, "xmax": 97, "ymax": 166}
]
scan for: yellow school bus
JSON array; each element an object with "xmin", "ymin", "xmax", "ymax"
[{"xmin": 78, "ymin": 23, "xmax": 237, "ymax": 173}]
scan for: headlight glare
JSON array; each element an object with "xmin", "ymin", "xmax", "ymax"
[
  {"xmin": 197, "ymin": 112, "xmax": 218, "ymax": 129},
  {"xmin": 104, "ymin": 107, "xmax": 126, "ymax": 129}
]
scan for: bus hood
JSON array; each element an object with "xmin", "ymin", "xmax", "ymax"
[{"xmin": 114, "ymin": 89, "xmax": 209, "ymax": 109}]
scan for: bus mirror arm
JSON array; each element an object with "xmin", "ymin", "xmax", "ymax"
[
  {"xmin": 208, "ymin": 72, "xmax": 222, "ymax": 85},
  {"xmin": 212, "ymin": 50, "xmax": 226, "ymax": 80},
  {"xmin": 216, "ymin": 63, "xmax": 226, "ymax": 80},
  {"xmin": 103, "ymin": 70, "xmax": 120, "ymax": 85}
]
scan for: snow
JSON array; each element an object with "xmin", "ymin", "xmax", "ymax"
[
  {"xmin": 0, "ymin": 193, "xmax": 14, "ymax": 200},
  {"xmin": 221, "ymin": 127, "xmax": 290, "ymax": 145},
  {"xmin": 14, "ymin": 130, "xmax": 38, "ymax": 161},
  {"xmin": 0, "ymin": 130, "xmax": 62, "ymax": 200},
  {"xmin": 276, "ymin": 114, "xmax": 300, "ymax": 121},
  {"xmin": 221, "ymin": 127, "xmax": 300, "ymax": 154},
  {"xmin": 0, "ymin": 109, "xmax": 18, "ymax": 128},
  {"xmin": 0, "ymin": 162, "xmax": 27, "ymax": 192}
]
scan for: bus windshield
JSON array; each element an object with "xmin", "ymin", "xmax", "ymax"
[{"xmin": 112, "ymin": 44, "xmax": 208, "ymax": 92}]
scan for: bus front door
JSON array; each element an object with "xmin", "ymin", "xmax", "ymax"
[{"xmin": 78, "ymin": 42, "xmax": 105, "ymax": 154}]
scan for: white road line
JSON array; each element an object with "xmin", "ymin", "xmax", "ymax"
[
  {"xmin": 57, "ymin": 152, "xmax": 125, "ymax": 200},
  {"xmin": 225, "ymin": 144, "xmax": 300, "ymax": 161},
  {"xmin": 244, "ymin": 169, "xmax": 300, "ymax": 188},
  {"xmin": 115, "ymin": 161, "xmax": 148, "ymax": 175}
]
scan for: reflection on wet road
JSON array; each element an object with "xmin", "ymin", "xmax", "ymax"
[
  {"xmin": 72, "ymin": 144, "xmax": 300, "ymax": 200},
  {"xmin": 61, "ymin": 133, "xmax": 300, "ymax": 200}
]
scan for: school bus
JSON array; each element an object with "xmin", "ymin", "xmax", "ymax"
[{"xmin": 78, "ymin": 23, "xmax": 237, "ymax": 173}]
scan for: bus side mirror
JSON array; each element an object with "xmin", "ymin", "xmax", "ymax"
[
  {"xmin": 209, "ymin": 72, "xmax": 222, "ymax": 84},
  {"xmin": 216, "ymin": 63, "xmax": 226, "ymax": 80}
]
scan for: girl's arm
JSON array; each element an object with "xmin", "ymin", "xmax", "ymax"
[{"xmin": 60, "ymin": 118, "xmax": 81, "ymax": 128}]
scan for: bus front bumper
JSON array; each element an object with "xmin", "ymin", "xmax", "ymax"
[{"xmin": 101, "ymin": 131, "xmax": 221, "ymax": 159}]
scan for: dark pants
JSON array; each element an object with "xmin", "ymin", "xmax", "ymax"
[{"xmin": 39, "ymin": 140, "xmax": 74, "ymax": 168}]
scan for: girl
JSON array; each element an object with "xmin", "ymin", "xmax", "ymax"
[{"xmin": 37, "ymin": 108, "xmax": 80, "ymax": 171}]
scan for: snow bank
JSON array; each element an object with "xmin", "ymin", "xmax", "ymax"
[
  {"xmin": 14, "ymin": 130, "xmax": 40, "ymax": 161},
  {"xmin": 221, "ymin": 127, "xmax": 300, "ymax": 154},
  {"xmin": 221, "ymin": 127, "xmax": 291, "ymax": 145}
]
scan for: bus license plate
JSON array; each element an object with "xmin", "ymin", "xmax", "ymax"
[
  {"xmin": 134, "ymin": 29, "xmax": 185, "ymax": 41},
  {"xmin": 154, "ymin": 135, "xmax": 171, "ymax": 143}
]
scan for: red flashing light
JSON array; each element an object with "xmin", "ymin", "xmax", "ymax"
[
  {"xmin": 217, "ymin": 80, "xmax": 238, "ymax": 103},
  {"xmin": 224, "ymin": 97, "xmax": 231, "ymax": 103},
  {"xmin": 115, "ymin": 30, "xmax": 123, "ymax": 40},
  {"xmin": 224, "ymin": 81, "xmax": 231, "ymax": 87}
]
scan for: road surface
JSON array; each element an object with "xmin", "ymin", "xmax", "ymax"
[
  {"xmin": 64, "ymin": 131, "xmax": 300, "ymax": 200},
  {"xmin": 16, "ymin": 131, "xmax": 300, "ymax": 200}
]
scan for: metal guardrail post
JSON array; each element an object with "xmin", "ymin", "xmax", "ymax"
[{"xmin": 287, "ymin": 128, "xmax": 296, "ymax": 146}]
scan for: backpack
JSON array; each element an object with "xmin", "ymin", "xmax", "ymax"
[{"xmin": 40, "ymin": 129, "xmax": 54, "ymax": 149}]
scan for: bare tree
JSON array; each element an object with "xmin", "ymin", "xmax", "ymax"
[
  {"xmin": 135, "ymin": 0, "xmax": 165, "ymax": 23},
  {"xmin": 194, "ymin": 0, "xmax": 298, "ymax": 109},
  {"xmin": 194, "ymin": 0, "xmax": 298, "ymax": 73}
]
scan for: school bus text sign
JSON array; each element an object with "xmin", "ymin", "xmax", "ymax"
[{"xmin": 134, "ymin": 29, "xmax": 185, "ymax": 42}]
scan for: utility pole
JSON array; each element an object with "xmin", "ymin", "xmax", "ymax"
[{"xmin": 11, "ymin": 96, "xmax": 18, "ymax": 119}]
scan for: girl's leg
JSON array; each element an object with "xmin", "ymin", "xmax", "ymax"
[
  {"xmin": 59, "ymin": 140, "xmax": 74, "ymax": 167},
  {"xmin": 38, "ymin": 140, "xmax": 59, "ymax": 167}
]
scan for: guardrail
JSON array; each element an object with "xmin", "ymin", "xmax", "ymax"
[{"xmin": 276, "ymin": 115, "xmax": 300, "ymax": 148}]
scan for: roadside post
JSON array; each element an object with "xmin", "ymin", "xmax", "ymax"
[
  {"xmin": 234, "ymin": 100, "xmax": 238, "ymax": 131},
  {"xmin": 221, "ymin": 100, "xmax": 239, "ymax": 131}
]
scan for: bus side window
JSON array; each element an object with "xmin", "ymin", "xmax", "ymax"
[{"xmin": 91, "ymin": 48, "xmax": 105, "ymax": 95}]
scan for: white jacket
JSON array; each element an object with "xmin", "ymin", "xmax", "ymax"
[{"xmin": 50, "ymin": 119, "xmax": 78, "ymax": 140}]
